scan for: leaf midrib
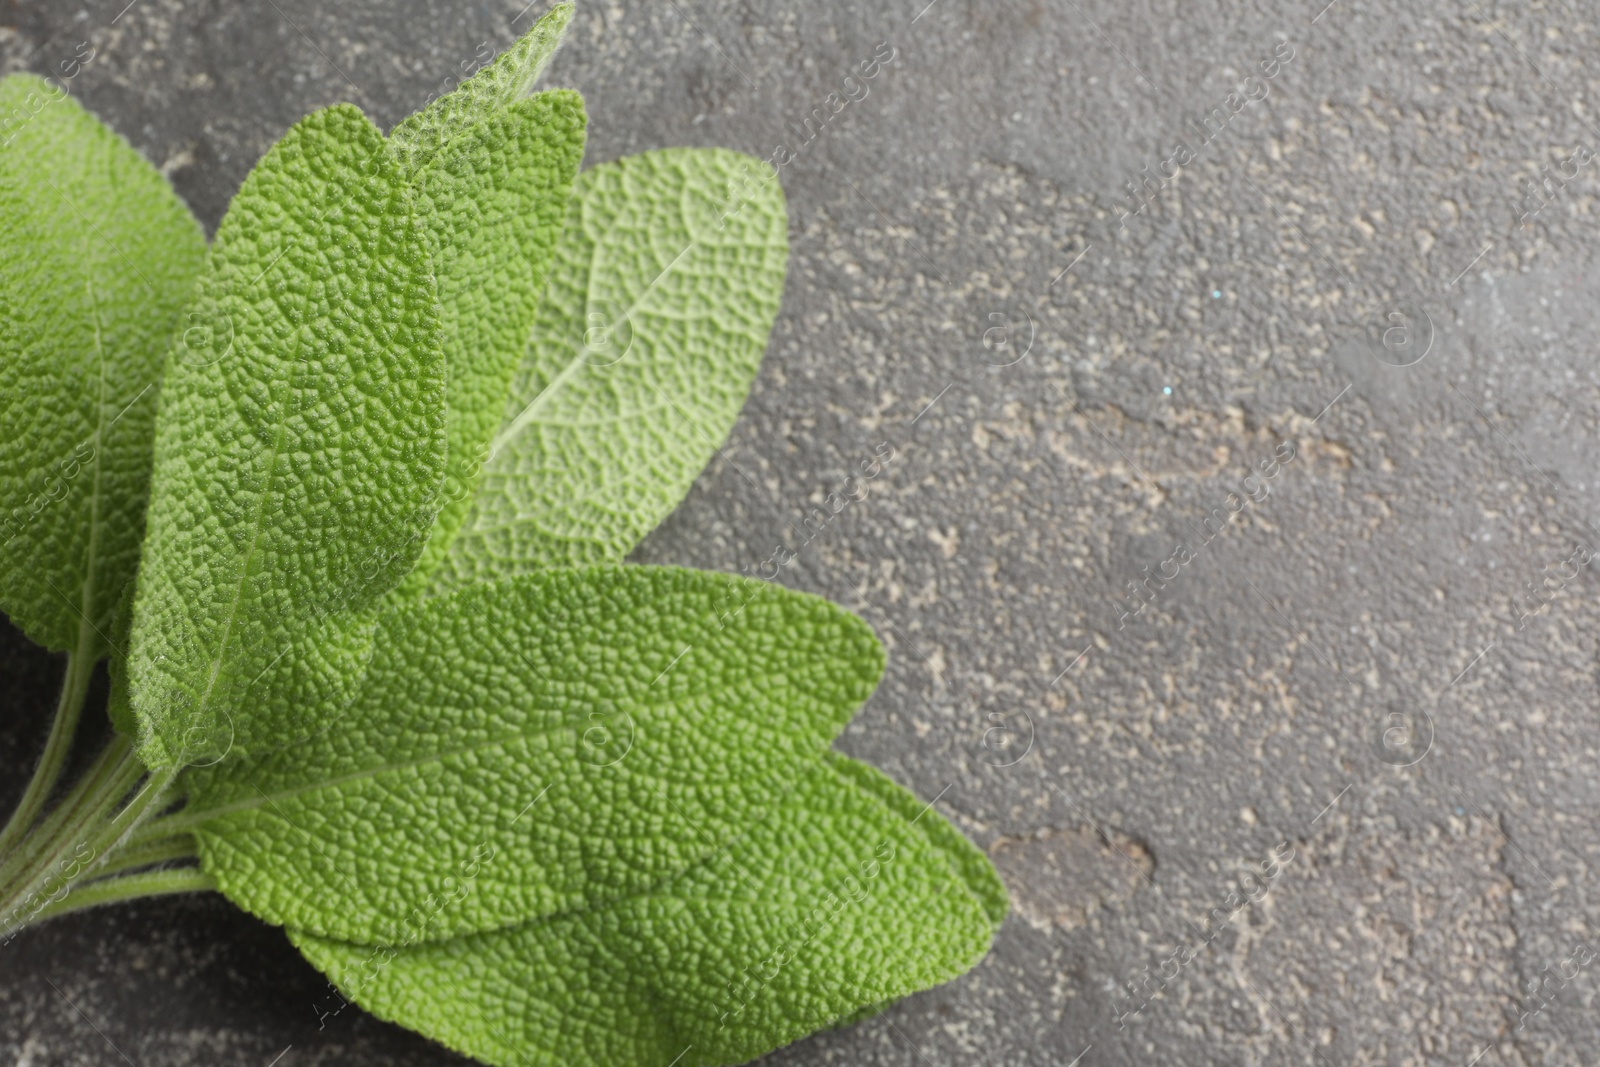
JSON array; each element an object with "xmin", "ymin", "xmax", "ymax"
[
  {"xmin": 191, "ymin": 139, "xmax": 369, "ymax": 750},
  {"xmin": 192, "ymin": 255, "xmax": 308, "ymax": 741},
  {"xmin": 486, "ymin": 234, "xmax": 699, "ymax": 459},
  {"xmin": 178, "ymin": 676, "xmax": 827, "ymax": 830}
]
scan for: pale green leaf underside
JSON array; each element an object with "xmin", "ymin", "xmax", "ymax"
[
  {"xmin": 429, "ymin": 146, "xmax": 787, "ymax": 591},
  {"xmin": 128, "ymin": 105, "xmax": 447, "ymax": 767},
  {"xmin": 186, "ymin": 566, "xmax": 884, "ymax": 943},
  {"xmin": 396, "ymin": 90, "xmax": 588, "ymax": 595},
  {"xmin": 291, "ymin": 755, "xmax": 999, "ymax": 1067},
  {"xmin": 388, "ymin": 2, "xmax": 574, "ymax": 180},
  {"xmin": 0, "ymin": 75, "xmax": 204, "ymax": 654}
]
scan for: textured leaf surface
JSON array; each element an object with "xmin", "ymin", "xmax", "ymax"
[
  {"xmin": 0, "ymin": 75, "xmax": 204, "ymax": 653},
  {"xmin": 388, "ymin": 2, "xmax": 573, "ymax": 180},
  {"xmin": 431, "ymin": 147, "xmax": 787, "ymax": 590},
  {"xmin": 827, "ymin": 751, "xmax": 1010, "ymax": 931},
  {"xmin": 127, "ymin": 105, "xmax": 446, "ymax": 767},
  {"xmin": 291, "ymin": 755, "xmax": 998, "ymax": 1067},
  {"xmin": 185, "ymin": 566, "xmax": 883, "ymax": 942},
  {"xmin": 397, "ymin": 90, "xmax": 587, "ymax": 593}
]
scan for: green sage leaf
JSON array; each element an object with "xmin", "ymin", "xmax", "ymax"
[
  {"xmin": 430, "ymin": 146, "xmax": 787, "ymax": 589},
  {"xmin": 126, "ymin": 104, "xmax": 446, "ymax": 767},
  {"xmin": 0, "ymin": 75, "xmax": 204, "ymax": 654},
  {"xmin": 388, "ymin": 2, "xmax": 575, "ymax": 180},
  {"xmin": 183, "ymin": 565, "xmax": 883, "ymax": 942},
  {"xmin": 290, "ymin": 755, "xmax": 999, "ymax": 1067}
]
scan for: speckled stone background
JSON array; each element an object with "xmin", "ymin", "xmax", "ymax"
[{"xmin": 4, "ymin": 0, "xmax": 1600, "ymax": 1064}]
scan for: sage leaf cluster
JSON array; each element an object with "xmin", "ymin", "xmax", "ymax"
[{"xmin": 0, "ymin": 7, "xmax": 1006, "ymax": 1065}]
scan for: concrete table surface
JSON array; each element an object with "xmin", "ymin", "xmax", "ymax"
[{"xmin": 3, "ymin": 0, "xmax": 1598, "ymax": 1064}]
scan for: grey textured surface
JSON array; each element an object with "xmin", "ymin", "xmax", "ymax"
[{"xmin": 3, "ymin": 0, "xmax": 1600, "ymax": 1064}]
